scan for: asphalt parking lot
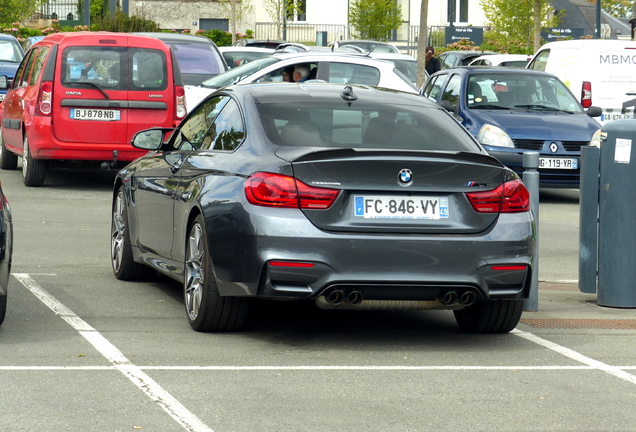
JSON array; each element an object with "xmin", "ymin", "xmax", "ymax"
[{"xmin": 1, "ymin": 166, "xmax": 636, "ymax": 431}]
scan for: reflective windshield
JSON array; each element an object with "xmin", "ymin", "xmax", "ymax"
[
  {"xmin": 201, "ymin": 56, "xmax": 281, "ymax": 88},
  {"xmin": 168, "ymin": 42, "xmax": 226, "ymax": 75},
  {"xmin": 257, "ymin": 101, "xmax": 480, "ymax": 152},
  {"xmin": 466, "ymin": 73, "xmax": 585, "ymax": 113},
  {"xmin": 0, "ymin": 39, "xmax": 23, "ymax": 62}
]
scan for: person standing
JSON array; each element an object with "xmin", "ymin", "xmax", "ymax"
[{"xmin": 425, "ymin": 46, "xmax": 441, "ymax": 75}]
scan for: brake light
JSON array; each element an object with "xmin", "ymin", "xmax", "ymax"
[
  {"xmin": 175, "ymin": 85, "xmax": 186, "ymax": 119},
  {"xmin": 37, "ymin": 81, "xmax": 52, "ymax": 115},
  {"xmin": 466, "ymin": 179, "xmax": 530, "ymax": 213},
  {"xmin": 269, "ymin": 261, "xmax": 316, "ymax": 268},
  {"xmin": 581, "ymin": 81, "xmax": 592, "ymax": 108},
  {"xmin": 491, "ymin": 265, "xmax": 528, "ymax": 271},
  {"xmin": 245, "ymin": 172, "xmax": 340, "ymax": 209}
]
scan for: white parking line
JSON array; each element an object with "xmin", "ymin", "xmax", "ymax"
[
  {"xmin": 13, "ymin": 273, "xmax": 214, "ymax": 432},
  {"xmin": 512, "ymin": 329, "xmax": 636, "ymax": 384}
]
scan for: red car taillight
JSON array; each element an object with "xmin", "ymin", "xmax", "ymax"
[
  {"xmin": 466, "ymin": 179, "xmax": 530, "ymax": 213},
  {"xmin": 581, "ymin": 81, "xmax": 592, "ymax": 108},
  {"xmin": 37, "ymin": 81, "xmax": 52, "ymax": 115},
  {"xmin": 175, "ymin": 85, "xmax": 186, "ymax": 119},
  {"xmin": 245, "ymin": 172, "xmax": 340, "ymax": 210}
]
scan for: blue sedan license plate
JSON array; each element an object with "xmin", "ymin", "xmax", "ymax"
[{"xmin": 354, "ymin": 196, "xmax": 449, "ymax": 219}]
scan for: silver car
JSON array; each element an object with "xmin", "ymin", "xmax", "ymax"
[
  {"xmin": 185, "ymin": 51, "xmax": 419, "ymax": 110},
  {"xmin": 112, "ymin": 83, "xmax": 535, "ymax": 334}
]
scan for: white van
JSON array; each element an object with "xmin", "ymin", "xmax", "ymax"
[{"xmin": 527, "ymin": 39, "xmax": 636, "ymax": 124}]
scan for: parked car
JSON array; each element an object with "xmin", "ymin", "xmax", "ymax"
[
  {"xmin": 111, "ymin": 82, "xmax": 534, "ymax": 334},
  {"xmin": 0, "ymin": 32, "xmax": 186, "ymax": 187},
  {"xmin": 469, "ymin": 54, "xmax": 531, "ymax": 68},
  {"xmin": 232, "ymin": 39, "xmax": 286, "ymax": 48},
  {"xmin": 0, "ymin": 34, "xmax": 24, "ymax": 101},
  {"xmin": 219, "ymin": 46, "xmax": 274, "ymax": 69},
  {"xmin": 134, "ymin": 33, "xmax": 227, "ymax": 85},
  {"xmin": 527, "ymin": 39, "xmax": 636, "ymax": 124},
  {"xmin": 186, "ymin": 51, "xmax": 419, "ymax": 109},
  {"xmin": 421, "ymin": 67, "xmax": 602, "ymax": 188},
  {"xmin": 368, "ymin": 52, "xmax": 421, "ymax": 87},
  {"xmin": 0, "ymin": 181, "xmax": 12, "ymax": 325},
  {"xmin": 330, "ymin": 40, "xmax": 400, "ymax": 54},
  {"xmin": 438, "ymin": 50, "xmax": 496, "ymax": 69},
  {"xmin": 274, "ymin": 42, "xmax": 365, "ymax": 54},
  {"xmin": 20, "ymin": 35, "xmax": 44, "ymax": 52}
]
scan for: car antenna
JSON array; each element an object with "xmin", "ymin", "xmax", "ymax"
[{"xmin": 340, "ymin": 85, "xmax": 357, "ymax": 101}]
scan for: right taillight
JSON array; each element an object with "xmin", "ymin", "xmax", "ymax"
[
  {"xmin": 466, "ymin": 179, "xmax": 530, "ymax": 213},
  {"xmin": 37, "ymin": 81, "xmax": 52, "ymax": 115},
  {"xmin": 581, "ymin": 81, "xmax": 592, "ymax": 108},
  {"xmin": 175, "ymin": 85, "xmax": 186, "ymax": 119},
  {"xmin": 245, "ymin": 172, "xmax": 340, "ymax": 210}
]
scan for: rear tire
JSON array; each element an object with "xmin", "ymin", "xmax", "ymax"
[
  {"xmin": 22, "ymin": 135, "xmax": 46, "ymax": 187},
  {"xmin": 454, "ymin": 299, "xmax": 523, "ymax": 333},
  {"xmin": 0, "ymin": 127, "xmax": 17, "ymax": 170},
  {"xmin": 184, "ymin": 215, "xmax": 249, "ymax": 332},
  {"xmin": 111, "ymin": 186, "xmax": 154, "ymax": 280}
]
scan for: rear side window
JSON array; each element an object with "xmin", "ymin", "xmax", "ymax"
[
  {"xmin": 327, "ymin": 63, "xmax": 380, "ymax": 86},
  {"xmin": 60, "ymin": 46, "xmax": 168, "ymax": 91},
  {"xmin": 29, "ymin": 46, "xmax": 49, "ymax": 86},
  {"xmin": 12, "ymin": 49, "xmax": 36, "ymax": 89}
]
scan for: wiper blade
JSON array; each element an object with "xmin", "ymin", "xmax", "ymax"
[
  {"xmin": 64, "ymin": 81, "xmax": 109, "ymax": 99},
  {"xmin": 514, "ymin": 104, "xmax": 574, "ymax": 113},
  {"xmin": 470, "ymin": 104, "xmax": 512, "ymax": 110}
]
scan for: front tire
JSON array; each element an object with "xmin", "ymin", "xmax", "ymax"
[
  {"xmin": 184, "ymin": 215, "xmax": 249, "ymax": 332},
  {"xmin": 111, "ymin": 186, "xmax": 154, "ymax": 280},
  {"xmin": 22, "ymin": 134, "xmax": 46, "ymax": 187},
  {"xmin": 453, "ymin": 299, "xmax": 523, "ymax": 333},
  {"xmin": 0, "ymin": 127, "xmax": 18, "ymax": 170}
]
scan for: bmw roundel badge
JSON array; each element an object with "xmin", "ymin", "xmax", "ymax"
[{"xmin": 398, "ymin": 168, "xmax": 413, "ymax": 184}]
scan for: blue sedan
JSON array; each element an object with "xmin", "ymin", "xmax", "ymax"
[
  {"xmin": 421, "ymin": 67, "xmax": 602, "ymax": 188},
  {"xmin": 0, "ymin": 33, "xmax": 24, "ymax": 102}
]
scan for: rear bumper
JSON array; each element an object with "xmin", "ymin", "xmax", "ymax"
[
  {"xmin": 23, "ymin": 117, "xmax": 148, "ymax": 162},
  {"xmin": 208, "ymin": 206, "xmax": 536, "ymax": 302}
]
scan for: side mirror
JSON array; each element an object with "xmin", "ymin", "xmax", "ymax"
[
  {"xmin": 0, "ymin": 76, "xmax": 8, "ymax": 90},
  {"xmin": 131, "ymin": 128, "xmax": 172, "ymax": 150},
  {"xmin": 438, "ymin": 100, "xmax": 456, "ymax": 112},
  {"xmin": 586, "ymin": 106, "xmax": 603, "ymax": 118}
]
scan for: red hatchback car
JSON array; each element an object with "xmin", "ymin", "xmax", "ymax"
[{"xmin": 0, "ymin": 32, "xmax": 186, "ymax": 186}]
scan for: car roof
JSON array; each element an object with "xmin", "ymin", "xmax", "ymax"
[
  {"xmin": 219, "ymin": 46, "xmax": 274, "ymax": 53},
  {"xmin": 236, "ymin": 81, "xmax": 437, "ymax": 106},
  {"xmin": 0, "ymin": 34, "xmax": 19, "ymax": 42},
  {"xmin": 433, "ymin": 66, "xmax": 557, "ymax": 77},
  {"xmin": 134, "ymin": 32, "xmax": 216, "ymax": 44},
  {"xmin": 368, "ymin": 53, "xmax": 416, "ymax": 61}
]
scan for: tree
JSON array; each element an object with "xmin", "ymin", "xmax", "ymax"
[
  {"xmin": 480, "ymin": 0, "xmax": 561, "ymax": 51},
  {"xmin": 0, "ymin": 0, "xmax": 46, "ymax": 23},
  {"xmin": 263, "ymin": 0, "xmax": 301, "ymax": 40},
  {"xmin": 219, "ymin": 0, "xmax": 253, "ymax": 44},
  {"xmin": 348, "ymin": 0, "xmax": 403, "ymax": 41},
  {"xmin": 588, "ymin": 0, "xmax": 633, "ymax": 19}
]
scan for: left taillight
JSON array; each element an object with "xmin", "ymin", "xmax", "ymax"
[
  {"xmin": 245, "ymin": 172, "xmax": 340, "ymax": 210},
  {"xmin": 37, "ymin": 81, "xmax": 52, "ymax": 116},
  {"xmin": 466, "ymin": 179, "xmax": 530, "ymax": 213},
  {"xmin": 175, "ymin": 85, "xmax": 186, "ymax": 119}
]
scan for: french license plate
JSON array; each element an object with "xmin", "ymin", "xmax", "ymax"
[
  {"xmin": 539, "ymin": 157, "xmax": 577, "ymax": 170},
  {"xmin": 0, "ymin": 94, "xmax": 5, "ymax": 102},
  {"xmin": 70, "ymin": 108, "xmax": 120, "ymax": 121},
  {"xmin": 354, "ymin": 196, "xmax": 449, "ymax": 219},
  {"xmin": 601, "ymin": 111, "xmax": 633, "ymax": 122}
]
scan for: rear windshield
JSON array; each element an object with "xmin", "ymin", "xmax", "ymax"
[
  {"xmin": 61, "ymin": 46, "xmax": 168, "ymax": 91},
  {"xmin": 167, "ymin": 42, "xmax": 226, "ymax": 75},
  {"xmin": 257, "ymin": 101, "xmax": 481, "ymax": 152}
]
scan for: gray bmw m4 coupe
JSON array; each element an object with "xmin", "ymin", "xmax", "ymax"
[{"xmin": 110, "ymin": 82, "xmax": 535, "ymax": 333}]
